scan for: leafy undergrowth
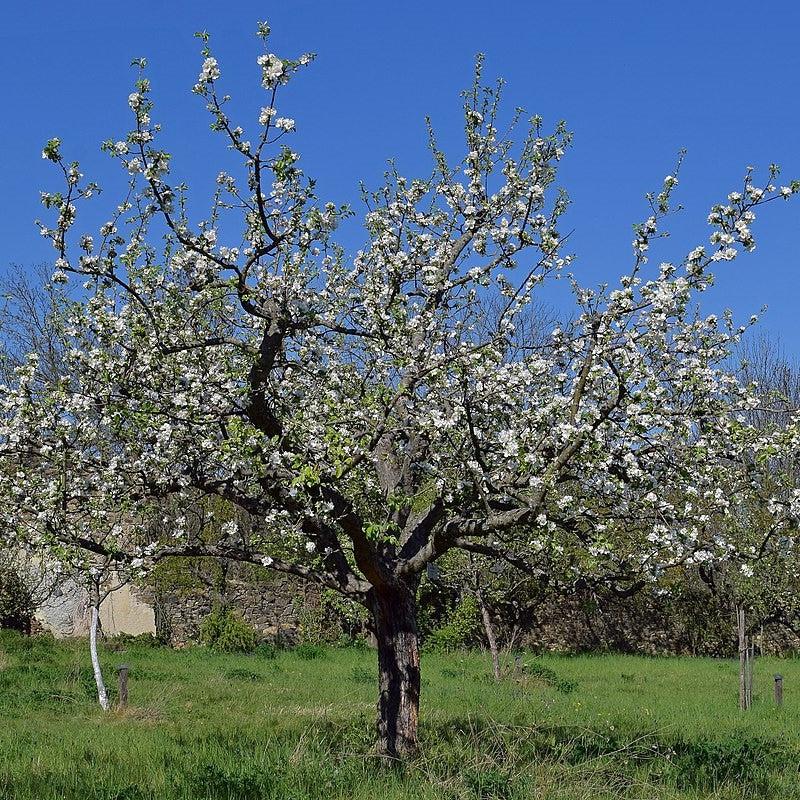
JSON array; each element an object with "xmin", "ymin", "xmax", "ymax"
[{"xmin": 0, "ymin": 630, "xmax": 798, "ymax": 799}]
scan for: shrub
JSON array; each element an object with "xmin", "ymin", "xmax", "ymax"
[
  {"xmin": 199, "ymin": 606, "xmax": 258, "ymax": 654},
  {"xmin": 424, "ymin": 595, "xmax": 482, "ymax": 652},
  {"xmin": 293, "ymin": 642, "xmax": 326, "ymax": 660},
  {"xmin": 131, "ymin": 632, "xmax": 160, "ymax": 648},
  {"xmin": 347, "ymin": 634, "xmax": 370, "ymax": 651},
  {"xmin": 254, "ymin": 642, "xmax": 277, "ymax": 659},
  {"xmin": 105, "ymin": 633, "xmax": 134, "ymax": 652},
  {"xmin": 294, "ymin": 592, "xmax": 370, "ymax": 647}
]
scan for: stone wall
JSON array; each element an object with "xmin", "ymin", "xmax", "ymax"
[
  {"xmin": 30, "ymin": 564, "xmax": 800, "ymax": 657},
  {"xmin": 514, "ymin": 588, "xmax": 800, "ymax": 657},
  {"xmin": 150, "ymin": 573, "xmax": 318, "ymax": 646},
  {"xmin": 519, "ymin": 592, "xmax": 715, "ymax": 656},
  {"xmin": 31, "ymin": 563, "xmax": 320, "ymax": 645}
]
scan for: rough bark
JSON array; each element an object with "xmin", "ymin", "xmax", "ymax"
[
  {"xmin": 371, "ymin": 583, "xmax": 420, "ymax": 758},
  {"xmin": 89, "ymin": 583, "xmax": 110, "ymax": 711}
]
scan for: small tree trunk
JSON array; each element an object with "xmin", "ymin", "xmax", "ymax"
[
  {"xmin": 371, "ymin": 583, "xmax": 420, "ymax": 758},
  {"xmin": 476, "ymin": 588, "xmax": 501, "ymax": 681},
  {"xmin": 89, "ymin": 582, "xmax": 110, "ymax": 712},
  {"xmin": 153, "ymin": 589, "xmax": 172, "ymax": 646},
  {"xmin": 737, "ymin": 605, "xmax": 748, "ymax": 711},
  {"xmin": 506, "ymin": 623, "xmax": 520, "ymax": 655}
]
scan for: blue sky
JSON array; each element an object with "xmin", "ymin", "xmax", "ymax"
[{"xmin": 2, "ymin": 2, "xmax": 799, "ymax": 351}]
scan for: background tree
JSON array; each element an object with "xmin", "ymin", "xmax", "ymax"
[
  {"xmin": 0, "ymin": 266, "xmax": 66, "ymax": 385},
  {"xmin": 697, "ymin": 333, "xmax": 800, "ymax": 650},
  {"xmin": 423, "ymin": 549, "xmax": 550, "ymax": 680},
  {"xmin": 2, "ymin": 23, "xmax": 800, "ymax": 757},
  {"xmin": 0, "ymin": 546, "xmax": 57, "ymax": 635}
]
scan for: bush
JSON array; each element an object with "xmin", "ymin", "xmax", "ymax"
[
  {"xmin": 293, "ymin": 642, "xmax": 326, "ymax": 660},
  {"xmin": 254, "ymin": 642, "xmax": 278, "ymax": 659},
  {"xmin": 131, "ymin": 632, "xmax": 160, "ymax": 648},
  {"xmin": 199, "ymin": 606, "xmax": 258, "ymax": 654},
  {"xmin": 424, "ymin": 595, "xmax": 482, "ymax": 652}
]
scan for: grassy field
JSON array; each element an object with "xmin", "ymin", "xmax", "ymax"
[{"xmin": 0, "ymin": 632, "xmax": 798, "ymax": 799}]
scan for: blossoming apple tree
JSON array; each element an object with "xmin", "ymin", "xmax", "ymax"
[{"xmin": 2, "ymin": 23, "xmax": 800, "ymax": 755}]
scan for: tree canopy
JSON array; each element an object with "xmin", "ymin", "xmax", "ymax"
[{"xmin": 2, "ymin": 22, "xmax": 800, "ymax": 755}]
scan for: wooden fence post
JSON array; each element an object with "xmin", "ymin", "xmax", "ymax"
[
  {"xmin": 117, "ymin": 664, "xmax": 129, "ymax": 709},
  {"xmin": 774, "ymin": 674, "xmax": 783, "ymax": 708}
]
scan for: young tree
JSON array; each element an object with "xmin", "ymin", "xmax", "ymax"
[
  {"xmin": 2, "ymin": 23, "xmax": 799, "ymax": 756},
  {"xmin": 84, "ymin": 555, "xmax": 132, "ymax": 711}
]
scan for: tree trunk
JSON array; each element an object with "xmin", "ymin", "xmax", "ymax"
[
  {"xmin": 89, "ymin": 583, "xmax": 110, "ymax": 711},
  {"xmin": 737, "ymin": 605, "xmax": 752, "ymax": 712},
  {"xmin": 153, "ymin": 589, "xmax": 172, "ymax": 646},
  {"xmin": 506, "ymin": 622, "xmax": 520, "ymax": 655},
  {"xmin": 477, "ymin": 588, "xmax": 501, "ymax": 682},
  {"xmin": 371, "ymin": 583, "xmax": 420, "ymax": 758}
]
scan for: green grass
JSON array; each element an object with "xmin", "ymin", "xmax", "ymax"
[{"xmin": 0, "ymin": 631, "xmax": 798, "ymax": 799}]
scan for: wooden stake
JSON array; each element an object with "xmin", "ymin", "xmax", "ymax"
[
  {"xmin": 774, "ymin": 674, "xmax": 783, "ymax": 708},
  {"xmin": 117, "ymin": 664, "xmax": 129, "ymax": 709}
]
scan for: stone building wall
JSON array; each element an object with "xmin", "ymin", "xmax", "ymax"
[
  {"xmin": 33, "ymin": 559, "xmax": 319, "ymax": 644},
  {"xmin": 35, "ymin": 576, "xmax": 155, "ymax": 638},
  {"xmin": 99, "ymin": 583, "xmax": 156, "ymax": 636},
  {"xmin": 34, "ymin": 577, "xmax": 89, "ymax": 637},
  {"xmin": 34, "ymin": 571, "xmax": 317, "ymax": 645}
]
